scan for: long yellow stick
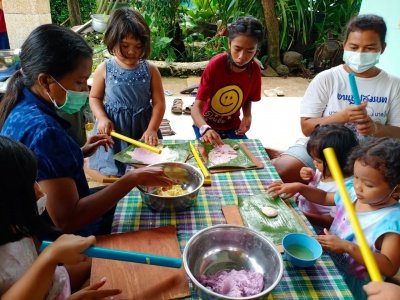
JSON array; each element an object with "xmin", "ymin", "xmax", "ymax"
[
  {"xmin": 111, "ymin": 131, "xmax": 161, "ymax": 154},
  {"xmin": 323, "ymin": 147, "xmax": 382, "ymax": 282},
  {"xmin": 190, "ymin": 142, "xmax": 211, "ymax": 180}
]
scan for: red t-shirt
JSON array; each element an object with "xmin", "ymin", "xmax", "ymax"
[{"xmin": 196, "ymin": 53, "xmax": 261, "ymax": 131}]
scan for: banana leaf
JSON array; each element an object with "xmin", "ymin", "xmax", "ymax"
[
  {"xmin": 202, "ymin": 139, "xmax": 255, "ymax": 169},
  {"xmin": 113, "ymin": 142, "xmax": 190, "ymax": 165},
  {"xmin": 238, "ymin": 193, "xmax": 309, "ymax": 245}
]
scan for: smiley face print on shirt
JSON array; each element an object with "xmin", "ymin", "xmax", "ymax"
[{"xmin": 204, "ymin": 85, "xmax": 243, "ymax": 125}]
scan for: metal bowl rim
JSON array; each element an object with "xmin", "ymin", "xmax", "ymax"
[
  {"xmin": 137, "ymin": 162, "xmax": 204, "ymax": 197},
  {"xmin": 182, "ymin": 224, "xmax": 284, "ymax": 300}
]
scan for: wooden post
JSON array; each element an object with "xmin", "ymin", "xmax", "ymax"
[
  {"xmin": 67, "ymin": 0, "xmax": 82, "ymax": 26},
  {"xmin": 261, "ymin": 0, "xmax": 289, "ymax": 76}
]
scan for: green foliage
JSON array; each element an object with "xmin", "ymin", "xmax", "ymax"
[
  {"xmin": 96, "ymin": 0, "xmax": 130, "ymax": 15},
  {"xmin": 274, "ymin": 0, "xmax": 362, "ymax": 52},
  {"xmin": 50, "ymin": 0, "xmax": 95, "ymax": 24},
  {"xmin": 184, "ymin": 35, "xmax": 229, "ymax": 62},
  {"xmin": 136, "ymin": 0, "xmax": 183, "ymax": 37},
  {"xmin": 312, "ymin": 0, "xmax": 363, "ymax": 44}
]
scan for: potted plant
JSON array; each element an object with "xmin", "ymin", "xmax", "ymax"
[{"xmin": 92, "ymin": 0, "xmax": 130, "ymax": 33}]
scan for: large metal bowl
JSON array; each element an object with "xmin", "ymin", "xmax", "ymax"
[
  {"xmin": 183, "ymin": 225, "xmax": 283, "ymax": 300},
  {"xmin": 137, "ymin": 162, "xmax": 204, "ymax": 211}
]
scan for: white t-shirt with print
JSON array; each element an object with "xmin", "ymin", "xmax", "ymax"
[
  {"xmin": 301, "ymin": 65, "xmax": 400, "ymax": 127},
  {"xmin": 0, "ymin": 237, "xmax": 70, "ymax": 299}
]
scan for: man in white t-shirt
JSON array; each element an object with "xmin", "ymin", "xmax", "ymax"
[{"xmin": 273, "ymin": 14, "xmax": 400, "ymax": 183}]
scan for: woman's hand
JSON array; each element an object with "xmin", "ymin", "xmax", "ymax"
[
  {"xmin": 97, "ymin": 117, "xmax": 114, "ymax": 135},
  {"xmin": 45, "ymin": 234, "xmax": 95, "ymax": 265},
  {"xmin": 141, "ymin": 129, "xmax": 159, "ymax": 146},
  {"xmin": 356, "ymin": 117, "xmax": 377, "ymax": 136},
  {"xmin": 67, "ymin": 277, "xmax": 122, "ymax": 300},
  {"xmin": 266, "ymin": 181, "xmax": 299, "ymax": 199},
  {"xmin": 339, "ymin": 101, "xmax": 369, "ymax": 124},
  {"xmin": 236, "ymin": 116, "xmax": 252, "ymax": 136},
  {"xmin": 201, "ymin": 129, "xmax": 224, "ymax": 146},
  {"xmin": 128, "ymin": 166, "xmax": 174, "ymax": 187},
  {"xmin": 81, "ymin": 134, "xmax": 114, "ymax": 157},
  {"xmin": 300, "ymin": 167, "xmax": 314, "ymax": 182},
  {"xmin": 315, "ymin": 228, "xmax": 347, "ymax": 254}
]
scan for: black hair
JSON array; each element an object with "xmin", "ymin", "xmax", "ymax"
[
  {"xmin": 228, "ymin": 16, "xmax": 264, "ymax": 44},
  {"xmin": 344, "ymin": 14, "xmax": 387, "ymax": 46},
  {"xmin": 0, "ymin": 24, "xmax": 93, "ymax": 128},
  {"xmin": 348, "ymin": 137, "xmax": 400, "ymax": 189},
  {"xmin": 104, "ymin": 8, "xmax": 151, "ymax": 59},
  {"xmin": 0, "ymin": 136, "xmax": 56, "ymax": 245},
  {"xmin": 306, "ymin": 124, "xmax": 359, "ymax": 178}
]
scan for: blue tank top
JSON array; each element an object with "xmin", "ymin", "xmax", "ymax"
[{"xmin": 104, "ymin": 58, "xmax": 151, "ymax": 112}]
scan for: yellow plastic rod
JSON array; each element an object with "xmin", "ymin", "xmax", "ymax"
[
  {"xmin": 203, "ymin": 177, "xmax": 212, "ymax": 186},
  {"xmin": 189, "ymin": 142, "xmax": 211, "ymax": 181},
  {"xmin": 102, "ymin": 177, "xmax": 119, "ymax": 183},
  {"xmin": 111, "ymin": 131, "xmax": 161, "ymax": 154},
  {"xmin": 323, "ymin": 147, "xmax": 382, "ymax": 282}
]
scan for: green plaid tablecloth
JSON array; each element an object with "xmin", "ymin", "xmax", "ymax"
[{"xmin": 112, "ymin": 139, "xmax": 354, "ymax": 299}]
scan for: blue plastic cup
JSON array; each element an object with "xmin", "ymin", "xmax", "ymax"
[{"xmin": 282, "ymin": 233, "xmax": 322, "ymax": 267}]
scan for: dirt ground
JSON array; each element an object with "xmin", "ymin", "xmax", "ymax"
[{"xmin": 162, "ymin": 76, "xmax": 310, "ymax": 97}]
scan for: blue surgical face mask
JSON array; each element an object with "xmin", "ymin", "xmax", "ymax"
[
  {"xmin": 343, "ymin": 50, "xmax": 380, "ymax": 73},
  {"xmin": 46, "ymin": 78, "xmax": 88, "ymax": 114}
]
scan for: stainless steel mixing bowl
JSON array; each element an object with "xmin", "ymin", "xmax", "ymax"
[
  {"xmin": 137, "ymin": 162, "xmax": 204, "ymax": 211},
  {"xmin": 183, "ymin": 225, "xmax": 283, "ymax": 300}
]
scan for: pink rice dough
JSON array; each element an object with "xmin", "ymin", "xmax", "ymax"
[
  {"xmin": 208, "ymin": 144, "xmax": 238, "ymax": 165},
  {"xmin": 199, "ymin": 269, "xmax": 264, "ymax": 297}
]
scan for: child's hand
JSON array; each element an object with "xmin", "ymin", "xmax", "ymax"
[
  {"xmin": 266, "ymin": 181, "xmax": 298, "ymax": 199},
  {"xmin": 141, "ymin": 130, "xmax": 159, "ymax": 146},
  {"xmin": 363, "ymin": 281, "xmax": 400, "ymax": 300},
  {"xmin": 81, "ymin": 134, "xmax": 114, "ymax": 157},
  {"xmin": 67, "ymin": 277, "xmax": 122, "ymax": 300},
  {"xmin": 45, "ymin": 234, "xmax": 96, "ymax": 265},
  {"xmin": 97, "ymin": 117, "xmax": 114, "ymax": 135},
  {"xmin": 201, "ymin": 129, "xmax": 224, "ymax": 146},
  {"xmin": 236, "ymin": 116, "xmax": 251, "ymax": 136},
  {"xmin": 300, "ymin": 167, "xmax": 314, "ymax": 182},
  {"xmin": 315, "ymin": 228, "xmax": 346, "ymax": 254}
]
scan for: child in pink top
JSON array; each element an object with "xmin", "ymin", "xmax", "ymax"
[{"xmin": 268, "ymin": 124, "xmax": 358, "ymax": 230}]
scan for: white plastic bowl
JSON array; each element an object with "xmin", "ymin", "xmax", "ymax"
[{"xmin": 91, "ymin": 14, "xmax": 109, "ymax": 33}]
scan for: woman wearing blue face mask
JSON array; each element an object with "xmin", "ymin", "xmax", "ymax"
[
  {"xmin": 0, "ymin": 24, "xmax": 173, "ymax": 235},
  {"xmin": 272, "ymin": 14, "xmax": 400, "ymax": 183}
]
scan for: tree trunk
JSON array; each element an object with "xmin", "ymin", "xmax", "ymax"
[
  {"xmin": 67, "ymin": 0, "xmax": 82, "ymax": 26},
  {"xmin": 261, "ymin": 0, "xmax": 289, "ymax": 76}
]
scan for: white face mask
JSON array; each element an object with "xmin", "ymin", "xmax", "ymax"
[
  {"xmin": 36, "ymin": 194, "xmax": 47, "ymax": 215},
  {"xmin": 343, "ymin": 50, "xmax": 380, "ymax": 73}
]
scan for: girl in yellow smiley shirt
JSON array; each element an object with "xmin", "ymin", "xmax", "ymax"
[{"xmin": 191, "ymin": 16, "xmax": 263, "ymax": 146}]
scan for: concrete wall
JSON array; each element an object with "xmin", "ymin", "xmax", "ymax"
[
  {"xmin": 3, "ymin": 0, "xmax": 52, "ymax": 49},
  {"xmin": 360, "ymin": 0, "xmax": 400, "ymax": 77}
]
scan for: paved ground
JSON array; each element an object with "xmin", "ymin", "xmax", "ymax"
[
  {"xmin": 162, "ymin": 76, "xmax": 310, "ymax": 97},
  {"xmin": 162, "ymin": 76, "xmax": 309, "ymax": 151}
]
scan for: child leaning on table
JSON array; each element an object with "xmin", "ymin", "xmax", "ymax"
[
  {"xmin": 269, "ymin": 124, "xmax": 358, "ymax": 231},
  {"xmin": 271, "ymin": 137, "xmax": 400, "ymax": 299},
  {"xmin": 191, "ymin": 16, "xmax": 263, "ymax": 146},
  {"xmin": 0, "ymin": 136, "xmax": 120, "ymax": 300},
  {"xmin": 89, "ymin": 8, "xmax": 166, "ymax": 176},
  {"xmin": 0, "ymin": 136, "xmax": 121, "ymax": 300}
]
